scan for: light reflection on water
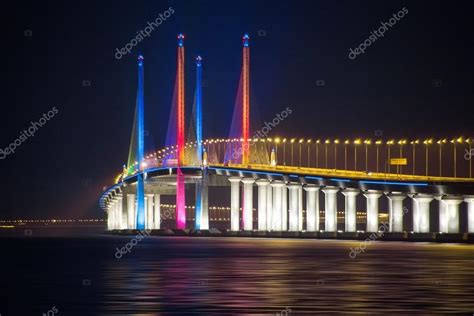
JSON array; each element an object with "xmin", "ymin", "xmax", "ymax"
[
  {"xmin": 2, "ymin": 235, "xmax": 474, "ymax": 314},
  {"xmin": 100, "ymin": 237, "xmax": 474, "ymax": 314}
]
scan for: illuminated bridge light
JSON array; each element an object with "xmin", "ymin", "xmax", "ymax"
[
  {"xmin": 330, "ymin": 178, "xmax": 351, "ymax": 182},
  {"xmin": 305, "ymin": 176, "xmax": 323, "ymax": 180},
  {"xmin": 360, "ymin": 180, "xmax": 428, "ymax": 186}
]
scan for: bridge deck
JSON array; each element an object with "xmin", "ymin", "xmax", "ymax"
[{"xmin": 215, "ymin": 163, "xmax": 474, "ymax": 183}]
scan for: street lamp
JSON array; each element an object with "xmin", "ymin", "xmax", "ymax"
[
  {"xmin": 266, "ymin": 138, "xmax": 273, "ymax": 164},
  {"xmin": 398, "ymin": 139, "xmax": 407, "ymax": 173},
  {"xmin": 364, "ymin": 139, "xmax": 371, "ymax": 171},
  {"xmin": 214, "ymin": 139, "xmax": 219, "ymax": 162},
  {"xmin": 316, "ymin": 139, "xmax": 320, "ymax": 168},
  {"xmin": 282, "ymin": 138, "xmax": 287, "ymax": 166},
  {"xmin": 467, "ymin": 138, "xmax": 472, "ymax": 178},
  {"xmin": 224, "ymin": 139, "xmax": 230, "ymax": 162},
  {"xmin": 451, "ymin": 137, "xmax": 463, "ymax": 177},
  {"xmin": 307, "ymin": 139, "xmax": 312, "ymax": 167},
  {"xmin": 325, "ymin": 139, "xmax": 330, "ymax": 169},
  {"xmin": 211, "ymin": 139, "xmax": 216, "ymax": 160},
  {"xmin": 344, "ymin": 140, "xmax": 350, "ymax": 170},
  {"xmin": 423, "ymin": 139, "xmax": 433, "ymax": 176},
  {"xmin": 436, "ymin": 138, "xmax": 446, "ymax": 176},
  {"xmin": 410, "ymin": 140, "xmax": 419, "ymax": 175},
  {"xmin": 386, "ymin": 140, "xmax": 394, "ymax": 173},
  {"xmin": 354, "ymin": 139, "xmax": 361, "ymax": 170},
  {"xmin": 375, "ymin": 140, "xmax": 382, "ymax": 173},
  {"xmin": 275, "ymin": 137, "xmax": 280, "ymax": 164},
  {"xmin": 291, "ymin": 138, "xmax": 296, "ymax": 166},
  {"xmin": 334, "ymin": 139, "xmax": 339, "ymax": 169},
  {"xmin": 299, "ymin": 138, "xmax": 304, "ymax": 167}
]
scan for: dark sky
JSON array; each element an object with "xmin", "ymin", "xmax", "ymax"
[{"xmin": 1, "ymin": 0, "xmax": 472, "ymax": 219}]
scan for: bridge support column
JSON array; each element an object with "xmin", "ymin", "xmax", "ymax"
[
  {"xmin": 107, "ymin": 206, "xmax": 113, "ymax": 230},
  {"xmin": 110, "ymin": 200, "xmax": 117, "ymax": 229},
  {"xmin": 271, "ymin": 181, "xmax": 285, "ymax": 231},
  {"xmin": 144, "ymin": 195, "xmax": 148, "ymax": 229},
  {"xmin": 229, "ymin": 177, "xmax": 241, "ymax": 231},
  {"xmin": 121, "ymin": 194, "xmax": 128, "ymax": 229},
  {"xmin": 116, "ymin": 195, "xmax": 123, "ymax": 229},
  {"xmin": 195, "ymin": 171, "xmax": 209, "ymax": 230},
  {"xmin": 117, "ymin": 194, "xmax": 125, "ymax": 229},
  {"xmin": 322, "ymin": 187, "xmax": 339, "ymax": 232},
  {"xmin": 441, "ymin": 196, "xmax": 463, "ymax": 233},
  {"xmin": 435, "ymin": 195, "xmax": 446, "ymax": 233},
  {"xmin": 201, "ymin": 173, "xmax": 209, "ymax": 230},
  {"xmin": 195, "ymin": 182, "xmax": 203, "ymax": 229},
  {"xmin": 298, "ymin": 186, "xmax": 303, "ymax": 231},
  {"xmin": 342, "ymin": 188, "xmax": 359, "ymax": 232},
  {"xmin": 386, "ymin": 193, "xmax": 406, "ymax": 232},
  {"xmin": 364, "ymin": 191, "xmax": 382, "ymax": 232},
  {"xmin": 146, "ymin": 194, "xmax": 154, "ymax": 230},
  {"xmin": 113, "ymin": 202, "xmax": 118, "ymax": 230},
  {"xmin": 288, "ymin": 183, "xmax": 300, "ymax": 231},
  {"xmin": 242, "ymin": 178, "xmax": 255, "ymax": 231},
  {"xmin": 256, "ymin": 179, "xmax": 269, "ymax": 231},
  {"xmin": 304, "ymin": 185, "xmax": 320, "ymax": 232},
  {"xmin": 282, "ymin": 183, "xmax": 288, "ymax": 231},
  {"xmin": 116, "ymin": 199, "xmax": 121, "ymax": 229},
  {"xmin": 411, "ymin": 194, "xmax": 433, "ymax": 233},
  {"xmin": 154, "ymin": 194, "xmax": 161, "ymax": 229},
  {"xmin": 127, "ymin": 194, "xmax": 136, "ymax": 229},
  {"xmin": 465, "ymin": 197, "xmax": 474, "ymax": 233},
  {"xmin": 266, "ymin": 184, "xmax": 273, "ymax": 231}
]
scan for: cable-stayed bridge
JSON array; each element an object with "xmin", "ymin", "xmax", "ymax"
[{"xmin": 100, "ymin": 34, "xmax": 474, "ymax": 241}]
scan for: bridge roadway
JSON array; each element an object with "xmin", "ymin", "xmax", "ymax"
[{"xmin": 100, "ymin": 163, "xmax": 474, "ymax": 238}]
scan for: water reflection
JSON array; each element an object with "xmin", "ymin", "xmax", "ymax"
[{"xmin": 100, "ymin": 237, "xmax": 474, "ymax": 314}]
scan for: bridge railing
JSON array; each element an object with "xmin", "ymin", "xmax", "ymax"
[{"xmin": 117, "ymin": 137, "xmax": 474, "ymax": 183}]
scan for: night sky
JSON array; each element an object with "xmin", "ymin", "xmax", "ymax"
[{"xmin": 2, "ymin": 0, "xmax": 473, "ymax": 219}]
